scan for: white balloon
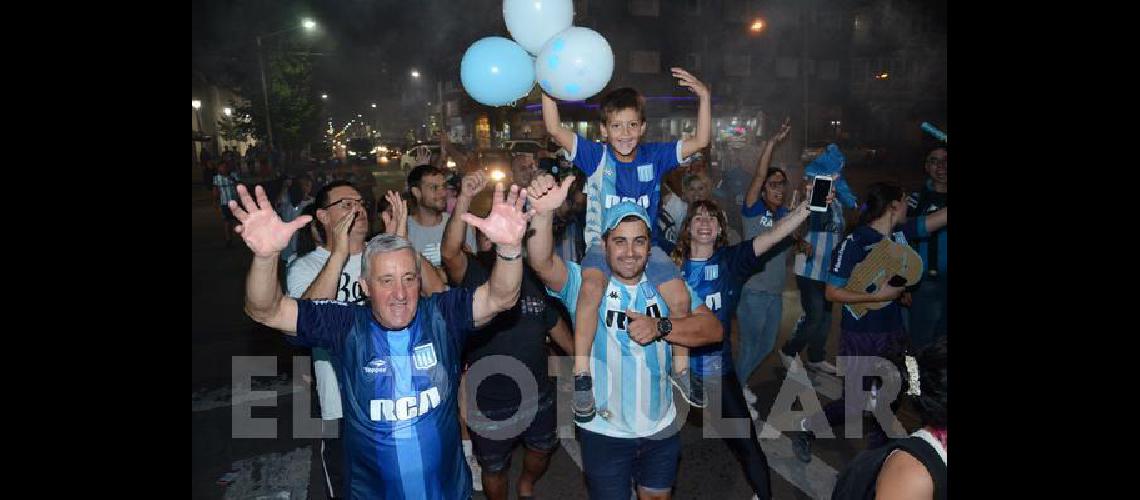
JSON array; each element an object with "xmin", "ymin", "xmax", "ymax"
[
  {"xmin": 503, "ymin": 0, "xmax": 575, "ymax": 55},
  {"xmin": 535, "ymin": 27, "xmax": 614, "ymax": 101}
]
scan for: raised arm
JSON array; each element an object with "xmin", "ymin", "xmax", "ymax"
[
  {"xmin": 231, "ymin": 185, "xmax": 312, "ymax": 334},
  {"xmin": 464, "ymin": 183, "xmax": 530, "ymax": 328},
  {"xmin": 441, "ymin": 171, "xmax": 488, "ymax": 285},
  {"xmin": 745, "ymin": 118, "xmax": 791, "ymax": 209},
  {"xmin": 674, "ymin": 67, "xmax": 712, "ymax": 159},
  {"xmin": 541, "ymin": 93, "xmax": 576, "ymax": 152},
  {"xmin": 524, "ymin": 173, "xmax": 577, "ymax": 293},
  {"xmin": 299, "ymin": 210, "xmax": 356, "ymax": 300},
  {"xmin": 751, "ymin": 200, "xmax": 813, "ymax": 257}
]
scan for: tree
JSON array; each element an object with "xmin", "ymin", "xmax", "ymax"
[{"xmin": 232, "ymin": 49, "xmax": 324, "ymax": 169}]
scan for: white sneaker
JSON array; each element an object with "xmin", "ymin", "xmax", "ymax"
[
  {"xmin": 780, "ymin": 351, "xmax": 805, "ymax": 372},
  {"xmin": 806, "ymin": 360, "xmax": 839, "ymax": 375}
]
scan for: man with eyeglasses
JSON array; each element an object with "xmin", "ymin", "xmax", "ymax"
[
  {"xmin": 407, "ymin": 164, "xmax": 476, "ymax": 268},
  {"xmin": 283, "ymin": 180, "xmax": 373, "ymax": 497},
  {"xmin": 904, "ymin": 146, "xmax": 948, "ymax": 350}
]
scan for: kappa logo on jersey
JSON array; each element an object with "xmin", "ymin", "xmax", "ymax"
[
  {"xmin": 370, "ymin": 386, "xmax": 441, "ymax": 422},
  {"xmin": 413, "ymin": 343, "xmax": 438, "ymax": 370},
  {"xmin": 363, "ymin": 358, "xmax": 388, "ymax": 375}
]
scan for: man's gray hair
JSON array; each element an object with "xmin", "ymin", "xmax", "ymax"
[{"xmin": 361, "ymin": 234, "xmax": 421, "ymax": 278}]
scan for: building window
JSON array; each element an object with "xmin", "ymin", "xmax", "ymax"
[
  {"xmin": 630, "ymin": 50, "xmax": 661, "ymax": 74},
  {"xmin": 629, "ymin": 0, "xmax": 659, "ymax": 17},
  {"xmin": 686, "ymin": 53, "xmax": 703, "ymax": 71},
  {"xmin": 725, "ymin": 55, "xmax": 750, "ymax": 77}
]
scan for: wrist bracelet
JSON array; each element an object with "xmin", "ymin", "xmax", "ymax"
[{"xmin": 497, "ymin": 250, "xmax": 522, "ymax": 261}]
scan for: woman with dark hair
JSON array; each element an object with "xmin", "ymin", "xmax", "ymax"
[
  {"xmin": 789, "ymin": 182, "xmax": 947, "ymax": 462},
  {"xmin": 669, "ymin": 192, "xmax": 818, "ymax": 499},
  {"xmin": 831, "ymin": 337, "xmax": 948, "ymax": 499}
]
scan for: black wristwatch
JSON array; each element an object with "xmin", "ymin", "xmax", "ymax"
[{"xmin": 655, "ymin": 317, "xmax": 672, "ymax": 340}]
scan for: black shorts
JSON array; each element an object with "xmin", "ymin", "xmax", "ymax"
[{"xmin": 466, "ymin": 389, "xmax": 559, "ymax": 473}]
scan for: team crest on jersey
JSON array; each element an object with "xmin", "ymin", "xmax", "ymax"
[
  {"xmin": 892, "ymin": 231, "xmax": 910, "ymax": 246},
  {"xmin": 413, "ymin": 343, "xmax": 438, "ymax": 370},
  {"xmin": 637, "ymin": 164, "xmax": 654, "ymax": 182},
  {"xmin": 704, "ymin": 265, "xmax": 719, "ymax": 281}
]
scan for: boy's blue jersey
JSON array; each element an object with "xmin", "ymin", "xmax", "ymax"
[
  {"xmin": 569, "ymin": 133, "xmax": 684, "ymax": 249},
  {"xmin": 293, "ymin": 288, "xmax": 476, "ymax": 500},
  {"xmin": 682, "ymin": 242, "xmax": 768, "ymax": 377}
]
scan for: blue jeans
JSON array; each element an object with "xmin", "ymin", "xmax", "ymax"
[
  {"xmin": 781, "ymin": 276, "xmax": 834, "ymax": 363},
  {"xmin": 735, "ymin": 290, "xmax": 782, "ymax": 384},
  {"xmin": 908, "ymin": 278, "xmax": 947, "ymax": 351}
]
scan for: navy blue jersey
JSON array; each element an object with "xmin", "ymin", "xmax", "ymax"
[
  {"xmin": 828, "ymin": 219, "xmax": 926, "ymax": 333},
  {"xmin": 681, "ymin": 241, "xmax": 769, "ymax": 377},
  {"xmin": 294, "ymin": 288, "xmax": 475, "ymax": 499}
]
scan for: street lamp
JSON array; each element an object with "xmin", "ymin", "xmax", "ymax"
[
  {"xmin": 192, "ymin": 100, "xmax": 202, "ymax": 110},
  {"xmin": 749, "ymin": 18, "xmax": 766, "ymax": 33},
  {"xmin": 223, "ymin": 107, "xmax": 233, "ymax": 117},
  {"xmin": 321, "ymin": 93, "xmax": 328, "ymax": 99},
  {"xmin": 410, "ymin": 70, "xmax": 420, "ymax": 78},
  {"xmin": 371, "ymin": 103, "xmax": 377, "ymax": 108},
  {"xmin": 256, "ymin": 17, "xmax": 319, "ymax": 169}
]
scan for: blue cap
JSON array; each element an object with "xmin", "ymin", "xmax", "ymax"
[{"xmin": 602, "ymin": 201, "xmax": 651, "ymax": 236}]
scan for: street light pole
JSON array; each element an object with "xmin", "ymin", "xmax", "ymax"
[{"xmin": 256, "ymin": 35, "xmax": 275, "ymax": 171}]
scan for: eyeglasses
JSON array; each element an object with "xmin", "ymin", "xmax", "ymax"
[
  {"xmin": 926, "ymin": 157, "xmax": 947, "ymax": 166},
  {"xmin": 322, "ymin": 197, "xmax": 368, "ymax": 210}
]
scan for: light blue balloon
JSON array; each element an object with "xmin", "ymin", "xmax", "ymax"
[
  {"xmin": 536, "ymin": 27, "xmax": 614, "ymax": 101},
  {"xmin": 460, "ymin": 36, "xmax": 536, "ymax": 107},
  {"xmin": 503, "ymin": 0, "xmax": 574, "ymax": 55}
]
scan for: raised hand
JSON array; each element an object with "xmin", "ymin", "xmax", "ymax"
[
  {"xmin": 412, "ymin": 146, "xmax": 432, "ymax": 167},
  {"xmin": 380, "ymin": 190, "xmax": 408, "ymax": 238},
  {"xmin": 773, "ymin": 117, "xmax": 792, "ymax": 143},
  {"xmin": 327, "ymin": 208, "xmax": 357, "ymax": 256},
  {"xmin": 671, "ymin": 67, "xmax": 710, "ymax": 99},
  {"xmin": 460, "ymin": 171, "xmax": 489, "ymax": 200},
  {"xmin": 228, "ymin": 184, "xmax": 312, "ymax": 258},
  {"xmin": 526, "ymin": 173, "xmax": 577, "ymax": 215},
  {"xmin": 460, "ymin": 182, "xmax": 530, "ymax": 249}
]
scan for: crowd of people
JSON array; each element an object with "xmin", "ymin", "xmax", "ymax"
[{"xmin": 220, "ymin": 67, "xmax": 948, "ymax": 499}]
